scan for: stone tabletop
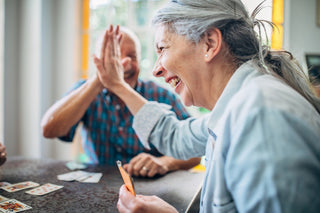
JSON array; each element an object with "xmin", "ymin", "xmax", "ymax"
[{"xmin": 0, "ymin": 157, "xmax": 204, "ymax": 213}]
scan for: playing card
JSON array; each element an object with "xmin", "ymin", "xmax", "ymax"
[
  {"xmin": 0, "ymin": 199, "xmax": 32, "ymax": 212},
  {"xmin": 57, "ymin": 171, "xmax": 91, "ymax": 182},
  {"xmin": 57, "ymin": 171, "xmax": 102, "ymax": 183},
  {"xmin": 79, "ymin": 173, "xmax": 102, "ymax": 183},
  {"xmin": 25, "ymin": 183, "xmax": 63, "ymax": 196},
  {"xmin": 117, "ymin": 160, "xmax": 135, "ymax": 196},
  {"xmin": 0, "ymin": 195, "xmax": 8, "ymax": 203},
  {"xmin": 0, "ymin": 182, "xmax": 11, "ymax": 188},
  {"xmin": 65, "ymin": 161, "xmax": 87, "ymax": 170},
  {"xmin": 1, "ymin": 181, "xmax": 39, "ymax": 193}
]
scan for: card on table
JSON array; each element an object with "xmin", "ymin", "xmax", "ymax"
[
  {"xmin": 57, "ymin": 171, "xmax": 102, "ymax": 183},
  {"xmin": 57, "ymin": 171, "xmax": 91, "ymax": 182},
  {"xmin": 0, "ymin": 182, "xmax": 11, "ymax": 188},
  {"xmin": 1, "ymin": 181, "xmax": 39, "ymax": 193},
  {"xmin": 65, "ymin": 161, "xmax": 87, "ymax": 170},
  {"xmin": 0, "ymin": 199, "xmax": 32, "ymax": 212},
  {"xmin": 79, "ymin": 173, "xmax": 102, "ymax": 183},
  {"xmin": 25, "ymin": 183, "xmax": 63, "ymax": 196},
  {"xmin": 0, "ymin": 196, "xmax": 8, "ymax": 203}
]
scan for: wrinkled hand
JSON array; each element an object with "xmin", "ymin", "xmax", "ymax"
[
  {"xmin": 123, "ymin": 153, "xmax": 169, "ymax": 178},
  {"xmin": 93, "ymin": 25, "xmax": 126, "ymax": 92},
  {"xmin": 117, "ymin": 185, "xmax": 178, "ymax": 213},
  {"xmin": 0, "ymin": 142, "xmax": 7, "ymax": 166}
]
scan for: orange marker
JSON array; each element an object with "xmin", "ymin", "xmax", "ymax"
[{"xmin": 117, "ymin": 160, "xmax": 136, "ymax": 196}]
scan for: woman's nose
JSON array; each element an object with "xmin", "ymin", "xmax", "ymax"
[{"xmin": 152, "ymin": 62, "xmax": 164, "ymax": 77}]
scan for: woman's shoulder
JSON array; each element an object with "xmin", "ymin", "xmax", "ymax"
[{"xmin": 230, "ymin": 74, "xmax": 319, "ymax": 124}]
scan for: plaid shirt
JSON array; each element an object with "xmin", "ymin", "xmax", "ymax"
[{"xmin": 59, "ymin": 79, "xmax": 190, "ymax": 165}]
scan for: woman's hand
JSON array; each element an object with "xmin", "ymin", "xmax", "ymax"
[
  {"xmin": 93, "ymin": 25, "xmax": 126, "ymax": 92},
  {"xmin": 117, "ymin": 185, "xmax": 178, "ymax": 213}
]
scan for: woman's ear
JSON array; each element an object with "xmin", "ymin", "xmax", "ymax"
[{"xmin": 203, "ymin": 28, "xmax": 222, "ymax": 62}]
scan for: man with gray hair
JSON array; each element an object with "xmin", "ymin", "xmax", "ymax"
[{"xmin": 41, "ymin": 26, "xmax": 200, "ymax": 177}]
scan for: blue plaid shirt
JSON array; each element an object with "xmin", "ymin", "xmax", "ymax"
[{"xmin": 59, "ymin": 78, "xmax": 190, "ymax": 165}]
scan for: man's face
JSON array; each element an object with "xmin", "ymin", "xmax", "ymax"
[{"xmin": 120, "ymin": 33, "xmax": 140, "ymax": 88}]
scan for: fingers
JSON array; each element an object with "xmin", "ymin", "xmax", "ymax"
[
  {"xmin": 131, "ymin": 153, "xmax": 151, "ymax": 177},
  {"xmin": 126, "ymin": 154, "xmax": 145, "ymax": 177},
  {"xmin": 117, "ymin": 185, "xmax": 132, "ymax": 213},
  {"xmin": 95, "ymin": 24, "xmax": 125, "ymax": 89},
  {"xmin": 127, "ymin": 153, "xmax": 167, "ymax": 178},
  {"xmin": 115, "ymin": 24, "xmax": 119, "ymax": 34},
  {"xmin": 93, "ymin": 55, "xmax": 103, "ymax": 71},
  {"xmin": 106, "ymin": 25, "xmax": 121, "ymax": 61},
  {"xmin": 100, "ymin": 24, "xmax": 120, "ymax": 61},
  {"xmin": 100, "ymin": 29, "xmax": 109, "ymax": 63},
  {"xmin": 114, "ymin": 25, "xmax": 122, "ymax": 42}
]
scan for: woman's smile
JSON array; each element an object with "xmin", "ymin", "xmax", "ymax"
[{"xmin": 168, "ymin": 77, "xmax": 181, "ymax": 88}]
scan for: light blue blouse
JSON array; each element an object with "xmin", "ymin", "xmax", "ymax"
[{"xmin": 133, "ymin": 61, "xmax": 320, "ymax": 212}]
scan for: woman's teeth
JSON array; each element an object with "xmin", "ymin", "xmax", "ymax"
[{"xmin": 169, "ymin": 78, "xmax": 180, "ymax": 88}]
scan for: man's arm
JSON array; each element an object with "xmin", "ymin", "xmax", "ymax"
[{"xmin": 41, "ymin": 75, "xmax": 104, "ymax": 138}]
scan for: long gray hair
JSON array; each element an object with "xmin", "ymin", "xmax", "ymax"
[{"xmin": 152, "ymin": 0, "xmax": 320, "ymax": 114}]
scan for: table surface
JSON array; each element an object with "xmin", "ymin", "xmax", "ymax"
[{"xmin": 0, "ymin": 157, "xmax": 204, "ymax": 213}]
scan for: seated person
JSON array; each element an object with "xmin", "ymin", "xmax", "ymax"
[
  {"xmin": 0, "ymin": 142, "xmax": 6, "ymax": 166},
  {"xmin": 41, "ymin": 26, "xmax": 200, "ymax": 177},
  {"xmin": 309, "ymin": 65, "xmax": 320, "ymax": 97}
]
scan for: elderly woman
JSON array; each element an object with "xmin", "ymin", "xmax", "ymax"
[{"xmin": 94, "ymin": 0, "xmax": 320, "ymax": 212}]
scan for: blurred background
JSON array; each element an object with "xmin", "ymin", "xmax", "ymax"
[{"xmin": 0, "ymin": 0, "xmax": 319, "ymax": 162}]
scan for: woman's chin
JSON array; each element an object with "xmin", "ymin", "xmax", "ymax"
[{"xmin": 179, "ymin": 92, "xmax": 193, "ymax": 107}]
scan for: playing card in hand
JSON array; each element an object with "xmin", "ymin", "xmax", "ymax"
[{"xmin": 25, "ymin": 183, "xmax": 63, "ymax": 196}]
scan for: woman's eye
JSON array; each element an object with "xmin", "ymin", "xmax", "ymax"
[{"xmin": 157, "ymin": 47, "xmax": 164, "ymax": 54}]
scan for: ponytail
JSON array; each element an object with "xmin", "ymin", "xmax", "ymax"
[{"xmin": 263, "ymin": 50, "xmax": 320, "ymax": 114}]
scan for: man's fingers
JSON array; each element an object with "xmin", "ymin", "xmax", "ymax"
[
  {"xmin": 100, "ymin": 29, "xmax": 109, "ymax": 62},
  {"xmin": 115, "ymin": 25, "xmax": 120, "ymax": 34},
  {"xmin": 93, "ymin": 56, "xmax": 104, "ymax": 71}
]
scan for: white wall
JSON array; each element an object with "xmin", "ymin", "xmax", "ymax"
[
  {"xmin": 284, "ymin": 0, "xmax": 320, "ymax": 70},
  {"xmin": 3, "ymin": 0, "xmax": 81, "ymax": 160}
]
